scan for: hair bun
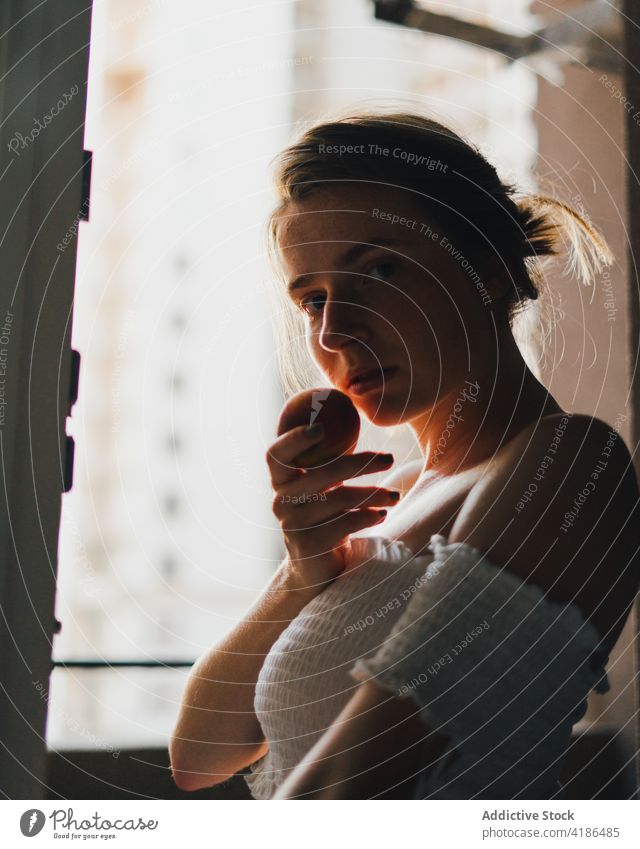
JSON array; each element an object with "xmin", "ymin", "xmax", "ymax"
[{"xmin": 514, "ymin": 194, "xmax": 614, "ymax": 287}]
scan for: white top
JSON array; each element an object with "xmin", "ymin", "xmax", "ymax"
[{"xmin": 244, "ymin": 534, "xmax": 611, "ymax": 800}]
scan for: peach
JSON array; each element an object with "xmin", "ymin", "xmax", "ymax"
[{"xmin": 277, "ymin": 387, "xmax": 361, "ymax": 468}]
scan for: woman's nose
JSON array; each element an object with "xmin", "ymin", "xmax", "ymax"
[{"xmin": 318, "ymin": 296, "xmax": 369, "ymax": 352}]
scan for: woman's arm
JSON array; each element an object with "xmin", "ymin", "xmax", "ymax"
[
  {"xmin": 170, "ymin": 561, "xmax": 320, "ymax": 792},
  {"xmin": 273, "ymin": 680, "xmax": 452, "ymax": 799},
  {"xmin": 171, "ymin": 420, "xmax": 396, "ymax": 792},
  {"xmin": 448, "ymin": 414, "xmax": 640, "ymax": 641}
]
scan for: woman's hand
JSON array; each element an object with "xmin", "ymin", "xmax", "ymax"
[{"xmin": 266, "ymin": 422, "xmax": 397, "ymax": 593}]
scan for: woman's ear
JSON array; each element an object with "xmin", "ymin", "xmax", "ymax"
[{"xmin": 472, "ymin": 251, "xmax": 510, "ymax": 307}]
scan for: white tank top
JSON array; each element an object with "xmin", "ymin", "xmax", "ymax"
[{"xmin": 245, "ymin": 534, "xmax": 611, "ymax": 799}]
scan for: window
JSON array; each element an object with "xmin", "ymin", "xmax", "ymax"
[{"xmin": 51, "ymin": 0, "xmax": 539, "ymax": 750}]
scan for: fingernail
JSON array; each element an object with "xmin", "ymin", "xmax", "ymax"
[
  {"xmin": 305, "ymin": 423, "xmax": 324, "ymax": 438},
  {"xmin": 375, "ymin": 510, "xmax": 387, "ymax": 522},
  {"xmin": 379, "ymin": 454, "xmax": 393, "ymax": 463},
  {"xmin": 389, "ymin": 491, "xmax": 400, "ymax": 501}
]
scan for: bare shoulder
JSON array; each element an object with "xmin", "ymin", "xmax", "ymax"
[{"xmin": 448, "ymin": 413, "xmax": 640, "ymax": 645}]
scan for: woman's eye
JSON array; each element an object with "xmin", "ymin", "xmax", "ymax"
[
  {"xmin": 297, "ymin": 262, "xmax": 397, "ymax": 316},
  {"xmin": 366, "ymin": 261, "xmax": 397, "ymax": 281},
  {"xmin": 299, "ymin": 293, "xmax": 325, "ymax": 317}
]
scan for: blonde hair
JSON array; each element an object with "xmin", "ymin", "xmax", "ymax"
[{"xmin": 263, "ymin": 109, "xmax": 614, "ymax": 399}]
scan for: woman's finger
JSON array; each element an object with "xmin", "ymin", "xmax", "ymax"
[
  {"xmin": 286, "ymin": 508, "xmax": 388, "ymax": 544},
  {"xmin": 274, "ymin": 485, "xmax": 398, "ymax": 525},
  {"xmin": 266, "ymin": 423, "xmax": 324, "ymax": 486},
  {"xmin": 278, "ymin": 451, "xmax": 394, "ymax": 496}
]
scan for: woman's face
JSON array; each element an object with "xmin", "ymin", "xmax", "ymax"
[{"xmin": 277, "ymin": 184, "xmax": 504, "ymax": 427}]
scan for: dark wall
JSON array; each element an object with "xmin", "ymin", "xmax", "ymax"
[
  {"xmin": 45, "ymin": 732, "xmax": 635, "ymax": 800},
  {"xmin": 532, "ymin": 0, "xmax": 638, "ymax": 774},
  {"xmin": 46, "ymin": 748, "xmax": 252, "ymax": 800}
]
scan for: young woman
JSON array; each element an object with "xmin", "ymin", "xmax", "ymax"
[{"xmin": 170, "ymin": 110, "xmax": 640, "ymax": 799}]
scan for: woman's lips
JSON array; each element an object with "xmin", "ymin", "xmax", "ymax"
[{"xmin": 349, "ymin": 366, "xmax": 398, "ymax": 396}]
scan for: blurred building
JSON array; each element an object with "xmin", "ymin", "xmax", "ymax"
[{"xmin": 53, "ymin": 0, "xmax": 294, "ymax": 749}]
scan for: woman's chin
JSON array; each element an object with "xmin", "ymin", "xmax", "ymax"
[{"xmin": 354, "ymin": 397, "xmax": 412, "ymax": 427}]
